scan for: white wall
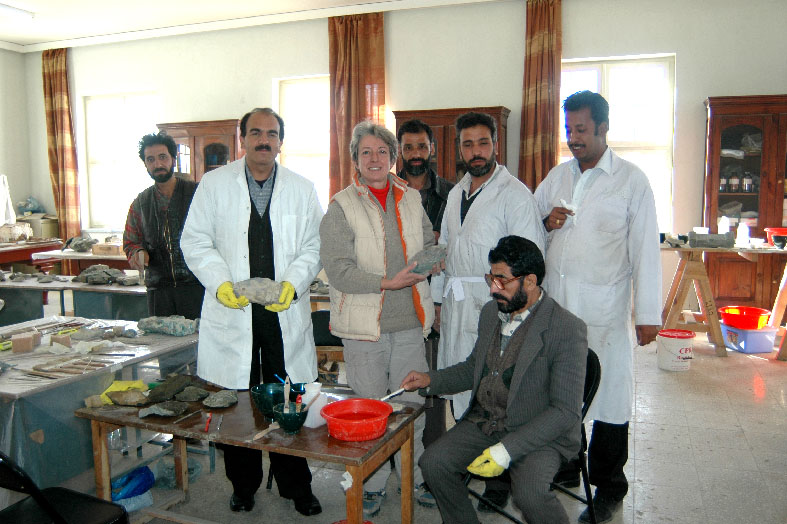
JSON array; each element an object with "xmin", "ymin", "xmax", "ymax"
[
  {"xmin": 12, "ymin": 0, "xmax": 787, "ymax": 239},
  {"xmin": 0, "ymin": 48, "xmax": 30, "ymax": 207}
]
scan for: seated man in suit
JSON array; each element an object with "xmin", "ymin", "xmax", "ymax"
[{"xmin": 401, "ymin": 235, "xmax": 587, "ymax": 524}]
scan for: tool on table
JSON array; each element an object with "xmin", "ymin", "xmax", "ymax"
[
  {"xmin": 172, "ymin": 410, "xmax": 202, "ymax": 425},
  {"xmin": 216, "ymin": 414, "xmax": 223, "ymax": 432},
  {"xmin": 0, "ymin": 340, "xmax": 11, "ymax": 351},
  {"xmin": 283, "ymin": 376, "xmax": 290, "ymax": 412},
  {"xmin": 295, "ymin": 394, "xmax": 303, "ymax": 413},
  {"xmin": 204, "ymin": 412, "xmax": 213, "ymax": 432},
  {"xmin": 253, "ymin": 422, "xmax": 279, "ymax": 440},
  {"xmin": 379, "ymin": 388, "xmax": 405, "ymax": 402},
  {"xmin": 304, "ymin": 392, "xmax": 321, "ymax": 412},
  {"xmin": 273, "ymin": 373, "xmax": 286, "ymax": 384},
  {"xmin": 137, "ymin": 251, "xmax": 146, "ymax": 284}
]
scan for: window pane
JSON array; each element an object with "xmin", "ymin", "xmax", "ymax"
[
  {"xmin": 607, "ymin": 62, "xmax": 672, "ymax": 144},
  {"xmin": 616, "ymin": 149, "xmax": 672, "ymax": 232},
  {"xmin": 559, "ymin": 68, "xmax": 600, "ymax": 141}
]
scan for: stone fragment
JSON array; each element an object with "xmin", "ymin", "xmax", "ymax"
[
  {"xmin": 121, "ymin": 329, "xmax": 137, "ymax": 338},
  {"xmin": 0, "ymin": 272, "xmax": 5, "ymax": 282},
  {"xmin": 31, "ymin": 332, "xmax": 41, "ymax": 346},
  {"xmin": 408, "ymin": 244, "xmax": 447, "ymax": 275},
  {"xmin": 309, "ymin": 278, "xmax": 329, "ymax": 294},
  {"xmin": 233, "ymin": 278, "xmax": 282, "ymax": 306},
  {"xmin": 84, "ymin": 395, "xmax": 104, "ymax": 408},
  {"xmin": 202, "ymin": 389, "xmax": 238, "ymax": 408},
  {"xmin": 11, "ymin": 333, "xmax": 34, "ymax": 353},
  {"xmin": 50, "ymin": 334, "xmax": 72, "ymax": 348},
  {"xmin": 37, "ymin": 275, "xmax": 55, "ymax": 283},
  {"xmin": 71, "ymin": 327, "xmax": 106, "ymax": 341},
  {"xmin": 137, "ymin": 316, "xmax": 198, "ymax": 336},
  {"xmin": 112, "ymin": 326, "xmax": 124, "ymax": 336},
  {"xmin": 107, "ymin": 390, "xmax": 149, "ymax": 406},
  {"xmin": 66, "ymin": 236, "xmax": 98, "ymax": 252},
  {"xmin": 138, "ymin": 401, "xmax": 188, "ymax": 418},
  {"xmin": 175, "ymin": 386, "xmax": 209, "ymax": 402},
  {"xmin": 116, "ymin": 275, "xmax": 140, "ymax": 286},
  {"xmin": 147, "ymin": 374, "xmax": 192, "ymax": 403},
  {"xmin": 74, "ymin": 264, "xmax": 126, "ymax": 284},
  {"xmin": 9, "ymin": 272, "xmax": 30, "ymax": 282},
  {"xmin": 688, "ymin": 231, "xmax": 735, "ymax": 249}
]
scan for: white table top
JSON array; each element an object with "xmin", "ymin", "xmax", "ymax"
[{"xmin": 31, "ymin": 248, "xmax": 127, "ymax": 261}]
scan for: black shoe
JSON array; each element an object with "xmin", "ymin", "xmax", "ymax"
[
  {"xmin": 292, "ymin": 493, "xmax": 322, "ymax": 516},
  {"xmin": 551, "ymin": 467, "xmax": 581, "ymax": 489},
  {"xmin": 229, "ymin": 493, "xmax": 255, "ymax": 512},
  {"xmin": 477, "ymin": 488, "xmax": 509, "ymax": 513},
  {"xmin": 578, "ymin": 495, "xmax": 622, "ymax": 524}
]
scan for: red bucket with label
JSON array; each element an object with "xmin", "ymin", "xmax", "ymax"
[{"xmin": 657, "ymin": 329, "xmax": 694, "ymax": 371}]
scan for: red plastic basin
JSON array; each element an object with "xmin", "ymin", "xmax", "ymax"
[
  {"xmin": 763, "ymin": 228, "xmax": 787, "ymax": 246},
  {"xmin": 718, "ymin": 306, "xmax": 771, "ymax": 330},
  {"xmin": 321, "ymin": 398, "xmax": 392, "ymax": 442}
]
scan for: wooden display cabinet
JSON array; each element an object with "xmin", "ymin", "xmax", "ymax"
[
  {"xmin": 157, "ymin": 120, "xmax": 242, "ymax": 182},
  {"xmin": 392, "ymin": 107, "xmax": 510, "ymax": 183},
  {"xmin": 703, "ymin": 95, "xmax": 787, "ymax": 308}
]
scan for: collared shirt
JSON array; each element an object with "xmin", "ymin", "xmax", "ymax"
[
  {"xmin": 497, "ymin": 289, "xmax": 543, "ymax": 354},
  {"xmin": 459, "ymin": 164, "xmax": 503, "ymax": 224},
  {"xmin": 245, "ymin": 160, "xmax": 277, "ymax": 216},
  {"xmin": 569, "ymin": 147, "xmax": 612, "ymax": 208}
]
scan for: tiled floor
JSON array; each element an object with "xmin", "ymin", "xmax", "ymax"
[{"xmin": 47, "ymin": 289, "xmax": 785, "ymax": 524}]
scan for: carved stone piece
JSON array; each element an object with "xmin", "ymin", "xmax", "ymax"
[
  {"xmin": 202, "ymin": 389, "xmax": 238, "ymax": 408},
  {"xmin": 138, "ymin": 401, "xmax": 188, "ymax": 418},
  {"xmin": 233, "ymin": 278, "xmax": 282, "ymax": 306}
]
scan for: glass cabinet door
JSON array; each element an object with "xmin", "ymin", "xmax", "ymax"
[{"xmin": 716, "ymin": 120, "xmax": 764, "ymax": 232}]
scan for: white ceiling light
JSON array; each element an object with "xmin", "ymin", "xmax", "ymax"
[{"xmin": 0, "ymin": 3, "xmax": 35, "ymax": 19}]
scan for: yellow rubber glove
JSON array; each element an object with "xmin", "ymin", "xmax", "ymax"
[
  {"xmin": 216, "ymin": 281, "xmax": 249, "ymax": 309},
  {"xmin": 265, "ymin": 281, "xmax": 295, "ymax": 312},
  {"xmin": 467, "ymin": 448, "xmax": 505, "ymax": 478}
]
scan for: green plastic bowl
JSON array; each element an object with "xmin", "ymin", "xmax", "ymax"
[
  {"xmin": 250, "ymin": 382, "xmax": 306, "ymax": 418},
  {"xmin": 273, "ymin": 402, "xmax": 308, "ymax": 434}
]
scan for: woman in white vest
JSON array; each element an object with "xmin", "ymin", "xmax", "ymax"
[{"xmin": 319, "ymin": 121, "xmax": 436, "ymax": 518}]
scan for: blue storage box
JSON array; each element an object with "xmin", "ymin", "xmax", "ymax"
[{"xmin": 720, "ymin": 322, "xmax": 777, "ymax": 354}]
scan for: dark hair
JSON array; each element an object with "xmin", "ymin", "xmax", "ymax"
[
  {"xmin": 240, "ymin": 108, "xmax": 285, "ymax": 141},
  {"xmin": 397, "ymin": 119, "xmax": 433, "ymax": 143},
  {"xmin": 563, "ymin": 90, "xmax": 609, "ymax": 127},
  {"xmin": 138, "ymin": 132, "xmax": 177, "ymax": 162},
  {"xmin": 488, "ymin": 235, "xmax": 545, "ymax": 286},
  {"xmin": 456, "ymin": 112, "xmax": 497, "ymax": 143}
]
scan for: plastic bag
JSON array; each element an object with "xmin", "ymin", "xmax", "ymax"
[
  {"xmin": 16, "ymin": 196, "xmax": 45, "ymax": 215},
  {"xmin": 111, "ymin": 466, "xmax": 155, "ymax": 501}
]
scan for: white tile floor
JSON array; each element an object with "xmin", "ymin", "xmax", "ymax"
[{"xmin": 50, "ymin": 288, "xmax": 784, "ymax": 524}]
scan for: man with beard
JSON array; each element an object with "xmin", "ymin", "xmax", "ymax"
[
  {"xmin": 535, "ymin": 91, "xmax": 660, "ymax": 524},
  {"xmin": 123, "ymin": 131, "xmax": 204, "ymax": 318},
  {"xmin": 401, "ymin": 235, "xmax": 587, "ymax": 524},
  {"xmin": 181, "ymin": 108, "xmax": 323, "ymax": 517},
  {"xmin": 430, "ymin": 111, "xmax": 545, "ymax": 511},
  {"xmin": 396, "ymin": 119, "xmax": 454, "ymax": 242}
]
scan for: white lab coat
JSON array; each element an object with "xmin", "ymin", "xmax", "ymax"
[
  {"xmin": 535, "ymin": 148, "xmax": 661, "ymax": 424},
  {"xmin": 432, "ymin": 164, "xmax": 546, "ymax": 415},
  {"xmin": 180, "ymin": 159, "xmax": 323, "ymax": 389}
]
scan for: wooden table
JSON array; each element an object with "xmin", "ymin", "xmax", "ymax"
[
  {"xmin": 661, "ymin": 245, "xmax": 787, "ymax": 359},
  {"xmin": 31, "ymin": 248, "xmax": 130, "ymax": 273},
  {"xmin": 76, "ymin": 390, "xmax": 422, "ymax": 524},
  {"xmin": 0, "ymin": 239, "xmax": 62, "ymax": 270}
]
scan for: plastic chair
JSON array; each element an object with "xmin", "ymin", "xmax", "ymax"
[
  {"xmin": 464, "ymin": 348, "xmax": 601, "ymax": 524},
  {"xmin": 0, "ymin": 449, "xmax": 128, "ymax": 524},
  {"xmin": 550, "ymin": 348, "xmax": 601, "ymax": 524}
]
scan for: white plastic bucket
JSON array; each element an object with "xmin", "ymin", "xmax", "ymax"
[{"xmin": 657, "ymin": 329, "xmax": 694, "ymax": 371}]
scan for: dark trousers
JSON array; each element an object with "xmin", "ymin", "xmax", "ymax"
[
  {"xmin": 146, "ymin": 282, "xmax": 204, "ymax": 319},
  {"xmin": 421, "ymin": 420, "xmax": 567, "ymax": 524},
  {"xmin": 221, "ymin": 305, "xmax": 313, "ymax": 500},
  {"xmin": 587, "ymin": 420, "xmax": 629, "ymax": 501}
]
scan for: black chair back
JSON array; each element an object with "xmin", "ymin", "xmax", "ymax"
[
  {"xmin": 312, "ymin": 310, "xmax": 343, "ymax": 346},
  {"xmin": 583, "ymin": 349, "xmax": 601, "ymax": 420},
  {"xmin": 0, "ymin": 450, "xmax": 67, "ymax": 523}
]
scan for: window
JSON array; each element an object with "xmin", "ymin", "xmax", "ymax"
[
  {"xmin": 84, "ymin": 93, "xmax": 161, "ymax": 229},
  {"xmin": 276, "ymin": 75, "xmax": 330, "ymax": 211},
  {"xmin": 560, "ymin": 56, "xmax": 675, "ymax": 231}
]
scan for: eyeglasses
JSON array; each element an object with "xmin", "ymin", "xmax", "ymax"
[{"xmin": 484, "ymin": 274, "xmax": 523, "ymax": 290}]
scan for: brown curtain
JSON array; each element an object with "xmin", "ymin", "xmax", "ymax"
[
  {"xmin": 42, "ymin": 48, "xmax": 81, "ymax": 274},
  {"xmin": 328, "ymin": 13, "xmax": 385, "ymax": 196},
  {"xmin": 518, "ymin": 0, "xmax": 562, "ymax": 191}
]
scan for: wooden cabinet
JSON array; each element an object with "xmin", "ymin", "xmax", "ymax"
[
  {"xmin": 703, "ymin": 95, "xmax": 787, "ymax": 308},
  {"xmin": 392, "ymin": 107, "xmax": 510, "ymax": 183},
  {"xmin": 157, "ymin": 120, "xmax": 242, "ymax": 182}
]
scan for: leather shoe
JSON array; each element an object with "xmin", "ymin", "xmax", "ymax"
[
  {"xmin": 578, "ymin": 495, "xmax": 622, "ymax": 524},
  {"xmin": 477, "ymin": 488, "xmax": 510, "ymax": 513},
  {"xmin": 551, "ymin": 467, "xmax": 581, "ymax": 489},
  {"xmin": 292, "ymin": 493, "xmax": 322, "ymax": 516},
  {"xmin": 229, "ymin": 493, "xmax": 254, "ymax": 512}
]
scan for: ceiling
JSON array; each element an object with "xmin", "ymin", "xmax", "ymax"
[{"xmin": 0, "ymin": 0, "xmax": 488, "ymax": 53}]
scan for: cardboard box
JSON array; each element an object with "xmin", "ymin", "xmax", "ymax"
[
  {"xmin": 17, "ymin": 214, "xmax": 59, "ymax": 239},
  {"xmin": 720, "ymin": 323, "xmax": 777, "ymax": 354},
  {"xmin": 92, "ymin": 243, "xmax": 123, "ymax": 256}
]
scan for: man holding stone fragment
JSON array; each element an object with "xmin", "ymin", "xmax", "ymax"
[{"xmin": 181, "ymin": 108, "xmax": 324, "ymax": 517}]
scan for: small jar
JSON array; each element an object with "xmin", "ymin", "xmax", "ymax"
[
  {"xmin": 728, "ymin": 174, "xmax": 740, "ymax": 192},
  {"xmin": 719, "ymin": 175, "xmax": 728, "ymax": 192},
  {"xmin": 742, "ymin": 173, "xmax": 753, "ymax": 192}
]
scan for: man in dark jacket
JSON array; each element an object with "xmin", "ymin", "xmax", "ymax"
[
  {"xmin": 397, "ymin": 119, "xmax": 454, "ymax": 242},
  {"xmin": 123, "ymin": 131, "xmax": 204, "ymax": 319}
]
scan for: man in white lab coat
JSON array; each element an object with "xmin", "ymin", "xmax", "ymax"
[
  {"xmin": 535, "ymin": 91, "xmax": 661, "ymax": 524},
  {"xmin": 432, "ymin": 111, "xmax": 546, "ymax": 510},
  {"xmin": 180, "ymin": 108, "xmax": 324, "ymax": 517}
]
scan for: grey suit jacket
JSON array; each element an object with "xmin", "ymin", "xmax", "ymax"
[{"xmin": 427, "ymin": 292, "xmax": 588, "ymax": 461}]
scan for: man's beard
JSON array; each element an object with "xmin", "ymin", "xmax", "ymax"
[
  {"xmin": 403, "ymin": 155, "xmax": 431, "ymax": 176},
  {"xmin": 148, "ymin": 165, "xmax": 174, "ymax": 183},
  {"xmin": 493, "ymin": 286, "xmax": 528, "ymax": 314},
  {"xmin": 464, "ymin": 152, "xmax": 496, "ymax": 177}
]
